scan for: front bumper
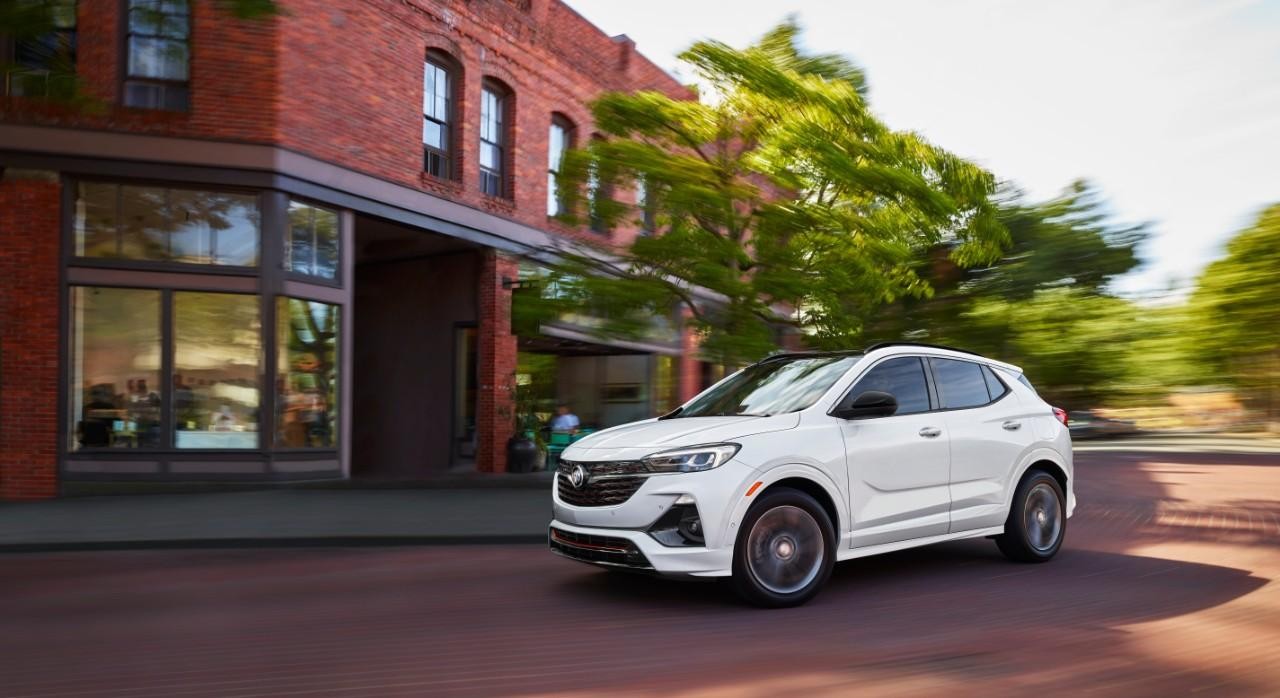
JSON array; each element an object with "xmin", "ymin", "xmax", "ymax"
[{"xmin": 548, "ymin": 520, "xmax": 733, "ymax": 577}]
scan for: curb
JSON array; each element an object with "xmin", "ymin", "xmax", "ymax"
[{"xmin": 0, "ymin": 533, "xmax": 548, "ymax": 554}]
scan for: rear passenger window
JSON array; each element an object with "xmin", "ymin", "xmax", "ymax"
[
  {"xmin": 848, "ymin": 357, "xmax": 931, "ymax": 415},
  {"xmin": 982, "ymin": 365, "xmax": 1008, "ymax": 401},
  {"xmin": 931, "ymin": 358, "xmax": 990, "ymax": 409}
]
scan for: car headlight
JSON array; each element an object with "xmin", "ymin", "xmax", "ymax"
[{"xmin": 642, "ymin": 443, "xmax": 740, "ymax": 473}]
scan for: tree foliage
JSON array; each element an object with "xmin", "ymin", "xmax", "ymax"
[
  {"xmin": 1188, "ymin": 204, "xmax": 1280, "ymax": 417},
  {"xmin": 526, "ymin": 20, "xmax": 1006, "ymax": 364}
]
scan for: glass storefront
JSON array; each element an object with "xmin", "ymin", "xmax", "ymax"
[
  {"xmin": 68, "ymin": 287, "xmax": 163, "ymax": 450},
  {"xmin": 75, "ymin": 182, "xmax": 260, "ymax": 265},
  {"xmin": 173, "ymin": 292, "xmax": 261, "ymax": 448},
  {"xmin": 276, "ymin": 297, "xmax": 340, "ymax": 448},
  {"xmin": 286, "ymin": 201, "xmax": 339, "ymax": 280},
  {"xmin": 66, "ymin": 180, "xmax": 345, "ymax": 473}
]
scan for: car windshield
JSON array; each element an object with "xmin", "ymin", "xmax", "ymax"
[{"xmin": 673, "ymin": 355, "xmax": 861, "ymax": 418}]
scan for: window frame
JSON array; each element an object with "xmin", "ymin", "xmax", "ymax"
[
  {"xmin": 273, "ymin": 295, "xmax": 342, "ymax": 452},
  {"xmin": 546, "ymin": 113, "xmax": 574, "ymax": 217},
  {"xmin": 60, "ymin": 177, "xmax": 346, "ymax": 467},
  {"xmin": 3, "ymin": 0, "xmax": 78, "ymax": 98},
  {"xmin": 422, "ymin": 51, "xmax": 456, "ymax": 180},
  {"xmin": 120, "ymin": 0, "xmax": 192, "ymax": 111},
  {"xmin": 70, "ymin": 178, "xmax": 264, "ymax": 274},
  {"xmin": 635, "ymin": 175, "xmax": 657, "ymax": 235},
  {"xmin": 924, "ymin": 356, "xmax": 1011, "ymax": 412},
  {"xmin": 478, "ymin": 79, "xmax": 510, "ymax": 198},
  {"xmin": 66, "ymin": 284, "xmax": 266, "ymax": 453},
  {"xmin": 836, "ymin": 355, "xmax": 935, "ymax": 416},
  {"xmin": 831, "ymin": 353, "xmax": 1012, "ymax": 419},
  {"xmin": 282, "ymin": 197, "xmax": 343, "ymax": 288}
]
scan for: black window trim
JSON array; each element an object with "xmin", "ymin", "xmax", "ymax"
[
  {"xmin": 830, "ymin": 353, "xmax": 1011, "ymax": 419},
  {"xmin": 68, "ymin": 176, "xmax": 265, "ymax": 274},
  {"xmin": 547, "ymin": 112, "xmax": 574, "ymax": 218},
  {"xmin": 120, "ymin": 0, "xmax": 192, "ymax": 111},
  {"xmin": 924, "ymin": 356, "xmax": 1012, "ymax": 413},
  {"xmin": 282, "ymin": 196, "xmax": 344, "ymax": 289},
  {"xmin": 478, "ymin": 78, "xmax": 509, "ymax": 199},
  {"xmin": 423, "ymin": 50, "xmax": 456, "ymax": 180}
]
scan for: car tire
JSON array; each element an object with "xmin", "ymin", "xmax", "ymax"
[
  {"xmin": 996, "ymin": 470, "xmax": 1066, "ymax": 562},
  {"xmin": 731, "ymin": 486, "xmax": 836, "ymax": 608}
]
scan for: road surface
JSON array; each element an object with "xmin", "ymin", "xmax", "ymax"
[{"xmin": 3, "ymin": 443, "xmax": 1279, "ymax": 696}]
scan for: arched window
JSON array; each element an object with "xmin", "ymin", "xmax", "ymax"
[
  {"xmin": 423, "ymin": 51, "xmax": 457, "ymax": 179},
  {"xmin": 479, "ymin": 79, "xmax": 511, "ymax": 197},
  {"xmin": 547, "ymin": 114, "xmax": 575, "ymax": 216}
]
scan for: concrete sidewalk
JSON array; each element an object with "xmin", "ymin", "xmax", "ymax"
[{"xmin": 0, "ymin": 487, "xmax": 553, "ymax": 552}]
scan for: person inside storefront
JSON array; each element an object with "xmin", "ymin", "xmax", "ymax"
[{"xmin": 549, "ymin": 404, "xmax": 580, "ymax": 433}]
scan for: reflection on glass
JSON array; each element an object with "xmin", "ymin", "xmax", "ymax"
[
  {"xmin": 74, "ymin": 182, "xmax": 259, "ymax": 266},
  {"xmin": 69, "ymin": 287, "xmax": 163, "ymax": 450},
  {"xmin": 119, "ymin": 185, "xmax": 168, "ymax": 260},
  {"xmin": 173, "ymin": 292, "xmax": 261, "ymax": 448},
  {"xmin": 286, "ymin": 201, "xmax": 339, "ymax": 280},
  {"xmin": 275, "ymin": 297, "xmax": 339, "ymax": 448},
  {"xmin": 76, "ymin": 183, "xmax": 118, "ymax": 257}
]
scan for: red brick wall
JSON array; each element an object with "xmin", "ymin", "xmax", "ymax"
[
  {"xmin": 1, "ymin": 0, "xmax": 279, "ymax": 142},
  {"xmin": 0, "ymin": 174, "xmax": 61, "ymax": 500},
  {"xmin": 275, "ymin": 0, "xmax": 687, "ymax": 245},
  {"xmin": 475, "ymin": 250, "xmax": 519, "ymax": 473}
]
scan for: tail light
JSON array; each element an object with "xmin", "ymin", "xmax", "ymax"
[{"xmin": 1052, "ymin": 407, "xmax": 1068, "ymax": 426}]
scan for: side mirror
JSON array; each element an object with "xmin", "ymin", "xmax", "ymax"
[{"xmin": 833, "ymin": 390, "xmax": 898, "ymax": 420}]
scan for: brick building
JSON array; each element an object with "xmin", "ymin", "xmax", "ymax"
[{"xmin": 0, "ymin": 0, "xmax": 709, "ymax": 499}]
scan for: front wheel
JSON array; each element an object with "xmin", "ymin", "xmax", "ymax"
[
  {"xmin": 996, "ymin": 470, "xmax": 1066, "ymax": 562},
  {"xmin": 731, "ymin": 487, "xmax": 835, "ymax": 608}
]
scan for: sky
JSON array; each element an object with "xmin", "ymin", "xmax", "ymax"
[{"xmin": 565, "ymin": 0, "xmax": 1280, "ymax": 298}]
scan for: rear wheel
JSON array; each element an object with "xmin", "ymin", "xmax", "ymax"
[
  {"xmin": 731, "ymin": 487, "xmax": 835, "ymax": 608},
  {"xmin": 996, "ymin": 470, "xmax": 1066, "ymax": 562}
]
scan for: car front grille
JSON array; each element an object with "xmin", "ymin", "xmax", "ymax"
[
  {"xmin": 549, "ymin": 527, "xmax": 652, "ymax": 569},
  {"xmin": 556, "ymin": 459, "xmax": 650, "ymax": 507}
]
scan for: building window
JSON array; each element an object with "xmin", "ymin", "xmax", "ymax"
[
  {"xmin": 547, "ymin": 115, "xmax": 573, "ymax": 216},
  {"xmin": 68, "ymin": 287, "xmax": 163, "ymax": 450},
  {"xmin": 68, "ymin": 287, "xmax": 261, "ymax": 451},
  {"xmin": 123, "ymin": 0, "xmax": 190, "ymax": 111},
  {"xmin": 3, "ymin": 0, "xmax": 78, "ymax": 98},
  {"xmin": 74, "ymin": 182, "xmax": 260, "ymax": 265},
  {"xmin": 635, "ymin": 176, "xmax": 656, "ymax": 234},
  {"xmin": 479, "ymin": 82, "xmax": 507, "ymax": 197},
  {"xmin": 173, "ymin": 292, "xmax": 261, "ymax": 448},
  {"xmin": 423, "ymin": 54, "xmax": 453, "ymax": 179},
  {"xmin": 276, "ymin": 297, "xmax": 339, "ymax": 449},
  {"xmin": 285, "ymin": 200, "xmax": 339, "ymax": 280}
]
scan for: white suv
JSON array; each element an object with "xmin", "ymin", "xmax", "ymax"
[{"xmin": 549, "ymin": 343, "xmax": 1074, "ymax": 607}]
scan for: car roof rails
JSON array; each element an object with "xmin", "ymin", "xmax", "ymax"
[
  {"xmin": 863, "ymin": 341, "xmax": 982, "ymax": 357},
  {"xmin": 754, "ymin": 349, "xmax": 864, "ymax": 365}
]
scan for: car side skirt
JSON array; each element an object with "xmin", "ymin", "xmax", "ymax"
[{"xmin": 836, "ymin": 525, "xmax": 1006, "ymax": 562}]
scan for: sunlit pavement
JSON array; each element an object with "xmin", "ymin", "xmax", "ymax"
[{"xmin": 3, "ymin": 443, "xmax": 1279, "ymax": 697}]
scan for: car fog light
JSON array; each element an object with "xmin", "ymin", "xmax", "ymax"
[{"xmin": 648, "ymin": 502, "xmax": 704, "ymax": 547}]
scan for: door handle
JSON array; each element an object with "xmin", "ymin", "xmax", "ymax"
[
  {"xmin": 918, "ymin": 427, "xmax": 942, "ymax": 438},
  {"xmin": 1002, "ymin": 420, "xmax": 1022, "ymax": 431}
]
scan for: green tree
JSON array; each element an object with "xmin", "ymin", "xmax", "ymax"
[
  {"xmin": 527, "ymin": 20, "xmax": 1006, "ymax": 364},
  {"xmin": 1189, "ymin": 204, "xmax": 1280, "ymax": 421},
  {"xmin": 863, "ymin": 180, "xmax": 1148, "ymax": 347}
]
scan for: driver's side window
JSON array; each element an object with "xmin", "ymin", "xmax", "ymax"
[{"xmin": 850, "ymin": 357, "xmax": 932, "ymax": 415}]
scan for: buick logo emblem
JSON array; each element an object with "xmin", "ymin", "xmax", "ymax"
[{"xmin": 569, "ymin": 464, "xmax": 588, "ymax": 489}]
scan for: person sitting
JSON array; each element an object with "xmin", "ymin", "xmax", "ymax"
[{"xmin": 549, "ymin": 404, "xmax": 580, "ymax": 433}]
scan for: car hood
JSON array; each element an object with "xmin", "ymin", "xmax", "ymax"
[{"xmin": 563, "ymin": 413, "xmax": 800, "ymax": 462}]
